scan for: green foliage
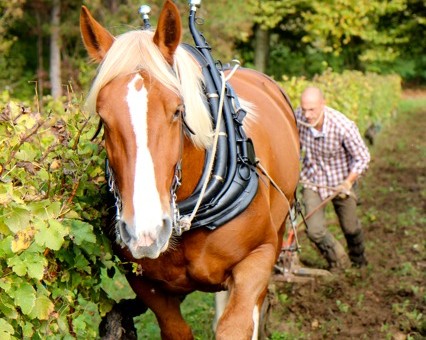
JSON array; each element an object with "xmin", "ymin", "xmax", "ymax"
[
  {"xmin": 237, "ymin": 0, "xmax": 425, "ymax": 83},
  {"xmin": 192, "ymin": 0, "xmax": 253, "ymax": 61},
  {"xmin": 279, "ymin": 70, "xmax": 402, "ymax": 132},
  {"xmin": 1, "ymin": 0, "xmax": 425, "ymax": 101},
  {"xmin": 246, "ymin": 0, "xmax": 302, "ymax": 30},
  {"xmin": 336, "ymin": 299, "xmax": 350, "ymax": 313},
  {"xmin": 0, "ymin": 93, "xmax": 135, "ymax": 338},
  {"xmin": 302, "ymin": 0, "xmax": 407, "ymax": 57}
]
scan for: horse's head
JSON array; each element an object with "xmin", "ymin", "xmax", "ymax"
[{"xmin": 80, "ymin": 0, "xmax": 211, "ymax": 259}]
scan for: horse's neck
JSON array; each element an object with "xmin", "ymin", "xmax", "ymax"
[{"xmin": 176, "ymin": 136, "xmax": 205, "ymax": 200}]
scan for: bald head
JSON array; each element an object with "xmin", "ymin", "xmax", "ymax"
[
  {"xmin": 301, "ymin": 86, "xmax": 324, "ymax": 103},
  {"xmin": 300, "ymin": 86, "xmax": 325, "ymax": 129}
]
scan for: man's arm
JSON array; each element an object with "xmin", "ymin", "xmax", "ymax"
[
  {"xmin": 343, "ymin": 121, "xmax": 371, "ymax": 176},
  {"xmin": 338, "ymin": 122, "xmax": 371, "ymax": 196}
]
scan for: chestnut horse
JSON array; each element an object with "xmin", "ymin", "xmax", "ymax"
[{"xmin": 80, "ymin": 1, "xmax": 299, "ymax": 338}]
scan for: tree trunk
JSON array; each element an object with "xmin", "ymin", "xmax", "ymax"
[
  {"xmin": 105, "ymin": 0, "xmax": 119, "ymax": 13},
  {"xmin": 36, "ymin": 10, "xmax": 44, "ymax": 108},
  {"xmin": 50, "ymin": 0, "xmax": 62, "ymax": 99},
  {"xmin": 254, "ymin": 25, "xmax": 270, "ymax": 74}
]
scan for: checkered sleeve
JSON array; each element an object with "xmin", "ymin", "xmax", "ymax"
[{"xmin": 343, "ymin": 121, "xmax": 371, "ymax": 175}]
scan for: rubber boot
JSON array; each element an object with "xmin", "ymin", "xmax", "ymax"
[
  {"xmin": 314, "ymin": 233, "xmax": 351, "ymax": 271},
  {"xmin": 346, "ymin": 230, "xmax": 368, "ymax": 267}
]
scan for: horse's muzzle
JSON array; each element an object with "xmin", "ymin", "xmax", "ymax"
[{"xmin": 118, "ymin": 216, "xmax": 173, "ymax": 259}]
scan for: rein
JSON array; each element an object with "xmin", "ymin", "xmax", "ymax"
[
  {"xmin": 299, "ymin": 180, "xmax": 357, "ymax": 200},
  {"xmin": 256, "ymin": 160, "xmax": 301, "ymax": 250}
]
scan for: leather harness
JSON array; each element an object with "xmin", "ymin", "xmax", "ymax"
[{"xmin": 176, "ymin": 44, "xmax": 258, "ymax": 230}]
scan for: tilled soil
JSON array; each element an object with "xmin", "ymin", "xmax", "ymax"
[{"xmin": 267, "ymin": 103, "xmax": 425, "ymax": 339}]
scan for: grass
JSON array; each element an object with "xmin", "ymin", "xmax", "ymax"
[{"xmin": 398, "ymin": 96, "xmax": 426, "ymax": 113}]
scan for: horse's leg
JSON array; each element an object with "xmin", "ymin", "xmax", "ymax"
[
  {"xmin": 99, "ymin": 298, "xmax": 147, "ymax": 340},
  {"xmin": 258, "ymin": 287, "xmax": 273, "ymax": 340},
  {"xmin": 213, "ymin": 290, "xmax": 229, "ymax": 331},
  {"xmin": 126, "ymin": 275, "xmax": 193, "ymax": 340},
  {"xmin": 215, "ymin": 243, "xmax": 277, "ymax": 339}
]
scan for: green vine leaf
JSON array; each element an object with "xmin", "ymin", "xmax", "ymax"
[
  {"xmin": 15, "ymin": 142, "xmax": 38, "ymax": 162},
  {"xmin": 34, "ymin": 219, "xmax": 69, "ymax": 251},
  {"xmin": 28, "ymin": 200, "xmax": 61, "ymax": 220},
  {"xmin": 3, "ymin": 204, "xmax": 31, "ymax": 234},
  {"xmin": 7, "ymin": 255, "xmax": 27, "ymax": 276},
  {"xmin": 0, "ymin": 182, "xmax": 13, "ymax": 205},
  {"xmin": 0, "ymin": 318, "xmax": 15, "ymax": 339},
  {"xmin": 21, "ymin": 251, "xmax": 47, "ymax": 280},
  {"xmin": 69, "ymin": 220, "xmax": 97, "ymax": 245},
  {"xmin": 14, "ymin": 282, "xmax": 36, "ymax": 315},
  {"xmin": 0, "ymin": 293, "xmax": 18, "ymax": 319},
  {"xmin": 100, "ymin": 267, "xmax": 136, "ymax": 303}
]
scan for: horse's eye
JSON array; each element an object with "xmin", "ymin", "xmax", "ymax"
[{"xmin": 173, "ymin": 104, "xmax": 185, "ymax": 121}]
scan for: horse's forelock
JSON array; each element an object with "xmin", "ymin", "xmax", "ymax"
[{"xmin": 86, "ymin": 30, "xmax": 212, "ymax": 149}]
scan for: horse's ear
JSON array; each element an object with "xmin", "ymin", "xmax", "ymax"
[
  {"xmin": 80, "ymin": 5, "xmax": 115, "ymax": 63},
  {"xmin": 153, "ymin": 0, "xmax": 182, "ymax": 65}
]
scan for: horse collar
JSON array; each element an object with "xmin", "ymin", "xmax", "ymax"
[{"xmin": 175, "ymin": 44, "xmax": 259, "ymax": 231}]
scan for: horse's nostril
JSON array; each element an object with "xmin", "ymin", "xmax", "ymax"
[{"xmin": 119, "ymin": 221, "xmax": 131, "ymax": 243}]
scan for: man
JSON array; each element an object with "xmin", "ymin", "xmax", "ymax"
[{"xmin": 295, "ymin": 86, "xmax": 370, "ymax": 270}]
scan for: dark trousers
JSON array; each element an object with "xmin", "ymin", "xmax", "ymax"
[{"xmin": 303, "ymin": 188, "xmax": 367, "ymax": 267}]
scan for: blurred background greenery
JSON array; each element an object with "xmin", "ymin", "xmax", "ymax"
[{"xmin": 0, "ymin": 0, "xmax": 424, "ymax": 101}]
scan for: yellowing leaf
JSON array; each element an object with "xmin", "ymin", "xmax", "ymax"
[
  {"xmin": 50, "ymin": 159, "xmax": 61, "ymax": 170},
  {"xmin": 0, "ymin": 182, "xmax": 13, "ymax": 205},
  {"xmin": 4, "ymin": 204, "xmax": 30, "ymax": 233},
  {"xmin": 11, "ymin": 226, "xmax": 35, "ymax": 253},
  {"xmin": 28, "ymin": 295, "xmax": 54, "ymax": 321}
]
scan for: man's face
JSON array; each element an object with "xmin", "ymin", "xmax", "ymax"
[{"xmin": 301, "ymin": 97, "xmax": 325, "ymax": 127}]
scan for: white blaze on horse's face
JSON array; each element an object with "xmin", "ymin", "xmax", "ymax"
[{"xmin": 117, "ymin": 74, "xmax": 173, "ymax": 259}]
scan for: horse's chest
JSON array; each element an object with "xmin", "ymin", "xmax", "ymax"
[{"xmin": 135, "ymin": 256, "xmax": 194, "ymax": 292}]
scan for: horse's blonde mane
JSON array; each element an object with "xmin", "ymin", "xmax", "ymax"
[{"xmin": 86, "ymin": 30, "xmax": 212, "ymax": 149}]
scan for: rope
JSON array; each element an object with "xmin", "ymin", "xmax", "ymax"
[
  {"xmin": 255, "ymin": 166, "xmax": 356, "ymax": 247},
  {"xmin": 299, "ymin": 180, "xmax": 357, "ymax": 199},
  {"xmin": 255, "ymin": 159, "xmax": 301, "ymax": 250},
  {"xmin": 295, "ymin": 191, "xmax": 339, "ymax": 229},
  {"xmin": 297, "ymin": 110, "xmax": 324, "ymax": 128}
]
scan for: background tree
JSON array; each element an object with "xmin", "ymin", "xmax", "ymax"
[
  {"xmin": 50, "ymin": 0, "xmax": 62, "ymax": 99},
  {"xmin": 368, "ymin": 0, "xmax": 426, "ymax": 83},
  {"xmin": 244, "ymin": 0, "xmax": 304, "ymax": 73},
  {"xmin": 0, "ymin": 0, "xmax": 424, "ymax": 101}
]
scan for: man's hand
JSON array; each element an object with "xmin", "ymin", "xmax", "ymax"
[{"xmin": 335, "ymin": 180, "xmax": 352, "ymax": 198}]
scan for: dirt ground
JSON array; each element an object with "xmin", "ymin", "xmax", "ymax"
[{"xmin": 266, "ymin": 101, "xmax": 425, "ymax": 339}]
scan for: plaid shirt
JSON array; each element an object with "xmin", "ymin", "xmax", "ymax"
[{"xmin": 295, "ymin": 106, "xmax": 370, "ymax": 199}]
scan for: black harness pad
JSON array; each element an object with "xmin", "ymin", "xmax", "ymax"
[{"xmin": 177, "ymin": 44, "xmax": 259, "ymax": 230}]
